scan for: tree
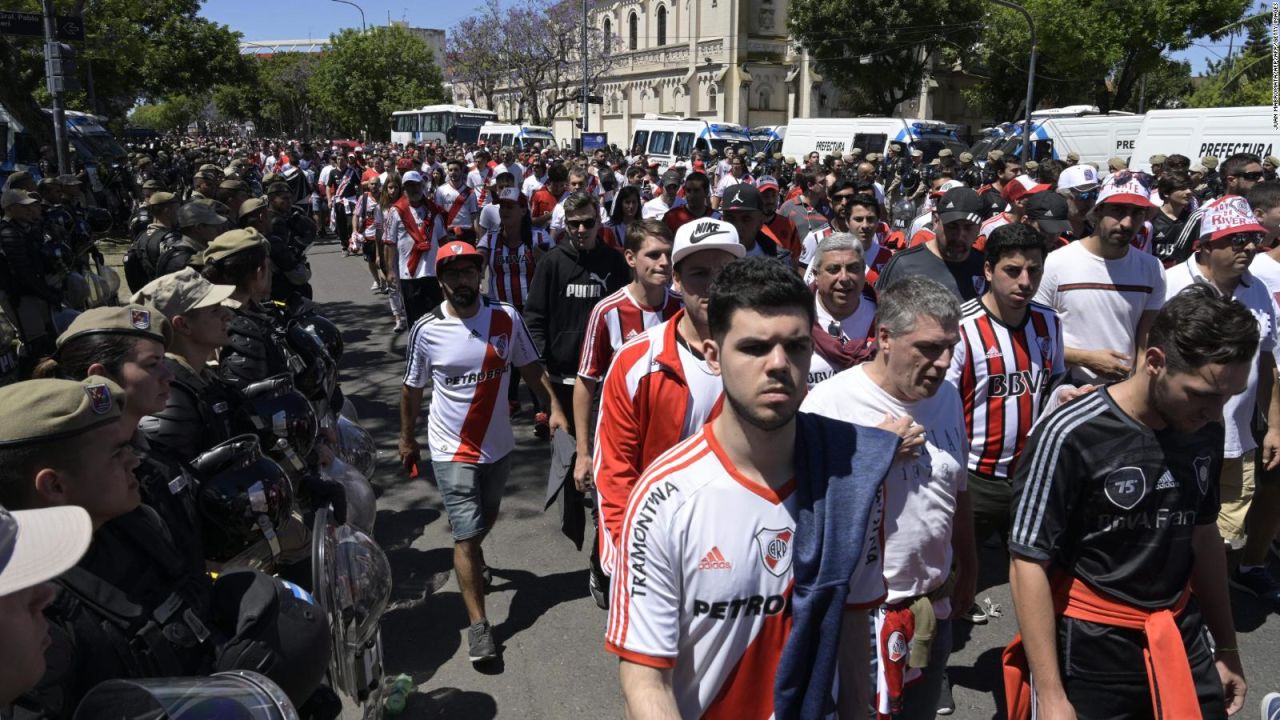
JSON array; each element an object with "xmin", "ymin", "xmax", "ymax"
[
  {"xmin": 447, "ymin": 7, "xmax": 506, "ymax": 111},
  {"xmin": 310, "ymin": 25, "xmax": 445, "ymax": 139},
  {"xmin": 787, "ymin": 0, "xmax": 985, "ymax": 115},
  {"xmin": 965, "ymin": 0, "xmax": 1251, "ymax": 119},
  {"xmin": 1185, "ymin": 13, "xmax": 1275, "ymax": 108},
  {"xmin": 128, "ymin": 95, "xmax": 205, "ymax": 132},
  {"xmin": 0, "ymin": 0, "xmax": 245, "ymax": 145},
  {"xmin": 500, "ymin": 0, "xmax": 616, "ymax": 125}
]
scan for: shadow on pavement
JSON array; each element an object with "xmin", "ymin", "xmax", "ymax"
[
  {"xmin": 381, "ymin": 588, "xmax": 468, "ymax": 682},
  {"xmin": 490, "ymin": 567, "xmax": 589, "ymax": 646},
  {"xmin": 947, "ymin": 645, "xmax": 1005, "ymax": 720},
  {"xmin": 402, "ymin": 686, "xmax": 498, "ymax": 719}
]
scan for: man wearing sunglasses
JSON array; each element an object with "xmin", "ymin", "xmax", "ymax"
[
  {"xmin": 1172, "ymin": 153, "xmax": 1265, "ymax": 266},
  {"xmin": 641, "ymin": 170, "xmax": 686, "ymax": 221},
  {"xmin": 1165, "ymin": 196, "xmax": 1280, "ymax": 569}
]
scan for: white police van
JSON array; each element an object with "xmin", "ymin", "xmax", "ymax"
[
  {"xmin": 991, "ymin": 107, "xmax": 1144, "ymax": 166},
  {"xmin": 750, "ymin": 125, "xmax": 787, "ymax": 157},
  {"xmin": 779, "ymin": 117, "xmax": 967, "ymax": 163},
  {"xmin": 1128, "ymin": 106, "xmax": 1276, "ymax": 172},
  {"xmin": 629, "ymin": 115, "xmax": 755, "ymax": 170},
  {"xmin": 477, "ymin": 122, "xmax": 558, "ymax": 152}
]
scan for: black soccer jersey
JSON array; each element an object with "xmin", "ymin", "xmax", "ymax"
[{"xmin": 1008, "ymin": 389, "xmax": 1222, "ymax": 609}]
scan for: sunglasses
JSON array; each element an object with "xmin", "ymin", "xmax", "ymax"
[
  {"xmin": 1215, "ymin": 232, "xmax": 1264, "ymax": 250},
  {"xmin": 567, "ymin": 217, "xmax": 598, "ymax": 230},
  {"xmin": 832, "ymin": 193, "xmax": 856, "ymax": 203},
  {"xmin": 1235, "ymin": 171, "xmax": 1265, "ymax": 181},
  {"xmin": 1072, "ymin": 189, "xmax": 1098, "ymax": 203}
]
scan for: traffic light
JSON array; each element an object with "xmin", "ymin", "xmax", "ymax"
[{"xmin": 45, "ymin": 42, "xmax": 80, "ymax": 92}]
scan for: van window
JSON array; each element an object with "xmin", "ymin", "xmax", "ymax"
[
  {"xmin": 853, "ymin": 133, "xmax": 888, "ymax": 156},
  {"xmin": 695, "ymin": 138, "xmax": 710, "ymax": 154},
  {"xmin": 674, "ymin": 132, "xmax": 696, "ymax": 158},
  {"xmin": 479, "ymin": 133, "xmax": 493, "ymax": 146},
  {"xmin": 632, "ymin": 130, "xmax": 650, "ymax": 155},
  {"xmin": 501, "ymin": 133, "xmax": 514, "ymax": 147},
  {"xmin": 649, "ymin": 131, "xmax": 674, "ymax": 155},
  {"xmin": 1032, "ymin": 139, "xmax": 1054, "ymax": 161}
]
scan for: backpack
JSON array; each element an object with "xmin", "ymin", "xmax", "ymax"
[
  {"xmin": 123, "ymin": 226, "xmax": 177, "ymax": 292},
  {"xmin": 154, "ymin": 236, "xmax": 203, "ymax": 276}
]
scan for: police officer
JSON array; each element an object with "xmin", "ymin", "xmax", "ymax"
[
  {"xmin": 1198, "ymin": 155, "xmax": 1223, "ymax": 201},
  {"xmin": 264, "ymin": 181, "xmax": 315, "ymax": 303},
  {"xmin": 127, "ymin": 179, "xmax": 163, "ymax": 239},
  {"xmin": 958, "ymin": 151, "xmax": 982, "ymax": 188},
  {"xmin": 123, "ymin": 192, "xmax": 182, "ymax": 293},
  {"xmin": 0, "ymin": 189, "xmax": 59, "ymax": 369},
  {"xmin": 190, "ymin": 165, "xmax": 221, "ymax": 203},
  {"xmin": 202, "ymin": 229, "xmax": 292, "ymax": 390},
  {"xmin": 157, "ymin": 202, "xmax": 226, "ymax": 277},
  {"xmin": 0, "ymin": 377, "xmax": 333, "ymax": 718}
]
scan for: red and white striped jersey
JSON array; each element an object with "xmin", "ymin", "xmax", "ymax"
[
  {"xmin": 946, "ymin": 298, "xmax": 1066, "ymax": 479},
  {"xmin": 974, "ymin": 212, "xmax": 1013, "ymax": 251},
  {"xmin": 577, "ymin": 287, "xmax": 683, "ymax": 381},
  {"xmin": 477, "ymin": 227, "xmax": 555, "ymax": 307},
  {"xmin": 403, "ymin": 298, "xmax": 540, "ymax": 463},
  {"xmin": 605, "ymin": 423, "xmax": 886, "ymax": 719}
]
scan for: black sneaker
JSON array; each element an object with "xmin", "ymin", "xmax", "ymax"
[
  {"xmin": 959, "ymin": 602, "xmax": 988, "ymax": 624},
  {"xmin": 468, "ymin": 620, "xmax": 498, "ymax": 663},
  {"xmin": 936, "ymin": 671, "xmax": 955, "ymax": 715},
  {"xmin": 1231, "ymin": 565, "xmax": 1280, "ymax": 607},
  {"xmin": 589, "ymin": 564, "xmax": 610, "ymax": 610}
]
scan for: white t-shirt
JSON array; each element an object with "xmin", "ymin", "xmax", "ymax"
[
  {"xmin": 388, "ymin": 201, "xmax": 447, "ymax": 279},
  {"xmin": 403, "ymin": 299, "xmax": 539, "ymax": 463},
  {"xmin": 605, "ymin": 423, "xmax": 886, "ymax": 719},
  {"xmin": 1166, "ymin": 257, "xmax": 1279, "ymax": 458},
  {"xmin": 1250, "ymin": 251, "xmax": 1280, "ymax": 316},
  {"xmin": 801, "ymin": 365, "xmax": 968, "ymax": 617},
  {"xmin": 677, "ymin": 337, "xmax": 724, "ymax": 438},
  {"xmin": 641, "ymin": 194, "xmax": 684, "ymax": 220},
  {"xmin": 714, "ymin": 172, "xmax": 754, "ymax": 198},
  {"xmin": 467, "ymin": 165, "xmax": 496, "ymax": 205},
  {"xmin": 1032, "ymin": 240, "xmax": 1166, "ymax": 383},
  {"xmin": 808, "ymin": 293, "xmax": 877, "ymax": 388},
  {"xmin": 521, "ymin": 174, "xmax": 546, "ymax": 199}
]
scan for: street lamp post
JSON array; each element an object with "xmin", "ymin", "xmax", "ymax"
[
  {"xmin": 331, "ymin": 0, "xmax": 366, "ymax": 31},
  {"xmin": 988, "ymin": 0, "xmax": 1036, "ymax": 164}
]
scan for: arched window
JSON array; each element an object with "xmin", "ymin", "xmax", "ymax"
[
  {"xmin": 603, "ymin": 18, "xmax": 611, "ymax": 54},
  {"xmin": 707, "ymin": 86, "xmax": 717, "ymax": 113},
  {"xmin": 656, "ymin": 6, "xmax": 667, "ymax": 46},
  {"xmin": 758, "ymin": 87, "xmax": 772, "ymax": 110},
  {"xmin": 628, "ymin": 12, "xmax": 638, "ymax": 50}
]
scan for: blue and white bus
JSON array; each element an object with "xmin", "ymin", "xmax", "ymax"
[{"xmin": 390, "ymin": 105, "xmax": 498, "ymax": 146}]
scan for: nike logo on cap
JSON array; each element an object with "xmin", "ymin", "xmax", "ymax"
[{"xmin": 690, "ymin": 221, "xmax": 728, "ymax": 244}]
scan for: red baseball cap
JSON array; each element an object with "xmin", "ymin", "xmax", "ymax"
[
  {"xmin": 435, "ymin": 240, "xmax": 483, "ymax": 274},
  {"xmin": 1002, "ymin": 174, "xmax": 1051, "ymax": 205}
]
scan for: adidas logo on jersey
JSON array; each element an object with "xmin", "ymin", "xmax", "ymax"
[
  {"xmin": 1155, "ymin": 471, "xmax": 1177, "ymax": 490},
  {"xmin": 698, "ymin": 547, "xmax": 732, "ymax": 570},
  {"xmin": 985, "ymin": 346, "xmax": 1003, "ymax": 359}
]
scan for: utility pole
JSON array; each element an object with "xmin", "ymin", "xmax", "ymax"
[
  {"xmin": 42, "ymin": 0, "xmax": 70, "ymax": 175},
  {"xmin": 581, "ymin": 0, "xmax": 589, "ymax": 137},
  {"xmin": 988, "ymin": 0, "xmax": 1036, "ymax": 163}
]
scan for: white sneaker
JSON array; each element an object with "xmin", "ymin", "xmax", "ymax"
[
  {"xmin": 370, "ymin": 281, "xmax": 381, "ymax": 292},
  {"xmin": 393, "ymin": 317, "xmax": 407, "ymax": 333}
]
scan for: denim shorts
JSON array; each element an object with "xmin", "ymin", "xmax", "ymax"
[{"xmin": 431, "ymin": 455, "xmax": 512, "ymax": 541}]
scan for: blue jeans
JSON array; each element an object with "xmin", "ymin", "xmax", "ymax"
[{"xmin": 431, "ymin": 455, "xmax": 512, "ymax": 541}]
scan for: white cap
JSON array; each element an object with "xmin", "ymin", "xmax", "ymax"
[
  {"xmin": 497, "ymin": 187, "xmax": 520, "ymax": 203},
  {"xmin": 1096, "ymin": 172, "xmax": 1156, "ymax": 209},
  {"xmin": 671, "ymin": 218, "xmax": 745, "ymax": 266},
  {"xmin": 0, "ymin": 505, "xmax": 92, "ymax": 596},
  {"xmin": 1057, "ymin": 164, "xmax": 1100, "ymax": 191},
  {"xmin": 1200, "ymin": 196, "xmax": 1266, "ymax": 243},
  {"xmin": 402, "ymin": 170, "xmax": 424, "ymax": 184}
]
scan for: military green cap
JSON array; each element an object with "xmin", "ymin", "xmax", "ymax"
[
  {"xmin": 959, "ymin": 151, "xmax": 973, "ymax": 163},
  {"xmin": 237, "ymin": 197, "xmax": 267, "ymax": 221},
  {"xmin": 266, "ymin": 182, "xmax": 291, "ymax": 196},
  {"xmin": 56, "ymin": 174, "xmax": 81, "ymax": 187},
  {"xmin": 1266, "ymin": 155, "xmax": 1280, "ymax": 167},
  {"xmin": 1066, "ymin": 151, "xmax": 1080, "ymax": 162},
  {"xmin": 57, "ymin": 304, "xmax": 170, "ymax": 350},
  {"xmin": 866, "ymin": 153, "xmax": 880, "ymax": 162},
  {"xmin": 1149, "ymin": 154, "xmax": 1167, "ymax": 165},
  {"xmin": 1201, "ymin": 155, "xmax": 1219, "ymax": 169},
  {"xmin": 988, "ymin": 150, "xmax": 1004, "ymax": 161},
  {"xmin": 1107, "ymin": 157, "xmax": 1127, "ymax": 171},
  {"xmin": 938, "ymin": 148, "xmax": 953, "ymax": 158},
  {"xmin": 203, "ymin": 228, "xmax": 269, "ymax": 264},
  {"xmin": 261, "ymin": 173, "xmax": 280, "ymax": 186},
  {"xmin": 145, "ymin": 191, "xmax": 178, "ymax": 208},
  {"xmin": 889, "ymin": 142, "xmax": 903, "ymax": 151},
  {"xmin": 196, "ymin": 164, "xmax": 222, "ymax": 180},
  {"xmin": 772, "ymin": 152, "xmax": 784, "ymax": 160},
  {"xmin": 0, "ymin": 378, "xmax": 126, "ymax": 447},
  {"xmin": 178, "ymin": 201, "xmax": 227, "ymax": 228},
  {"xmin": 1025, "ymin": 160, "xmax": 1039, "ymax": 171},
  {"xmin": 131, "ymin": 267, "xmax": 238, "ymax": 318},
  {"xmin": 3, "ymin": 170, "xmax": 34, "ymax": 191},
  {"xmin": 141, "ymin": 179, "xmax": 162, "ymax": 191},
  {"xmin": 219, "ymin": 178, "xmax": 248, "ymax": 192},
  {"xmin": 136, "ymin": 155, "xmax": 153, "ymax": 166}
]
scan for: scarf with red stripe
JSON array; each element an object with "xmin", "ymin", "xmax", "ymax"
[{"xmin": 394, "ymin": 194, "xmax": 443, "ymax": 275}]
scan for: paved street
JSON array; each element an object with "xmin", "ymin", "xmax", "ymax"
[{"xmin": 304, "ymin": 235, "xmax": 1280, "ymax": 719}]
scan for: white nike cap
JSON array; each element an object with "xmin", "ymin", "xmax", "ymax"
[{"xmin": 671, "ymin": 217, "xmax": 745, "ymax": 267}]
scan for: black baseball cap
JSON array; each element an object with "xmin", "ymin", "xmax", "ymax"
[
  {"xmin": 721, "ymin": 183, "xmax": 762, "ymax": 212},
  {"xmin": 1024, "ymin": 192, "xmax": 1071, "ymax": 237},
  {"xmin": 936, "ymin": 187, "xmax": 983, "ymax": 224}
]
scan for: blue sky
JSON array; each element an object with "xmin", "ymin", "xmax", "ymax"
[{"xmin": 198, "ymin": 1, "xmax": 1223, "ymax": 74}]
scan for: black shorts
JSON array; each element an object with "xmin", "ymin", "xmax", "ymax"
[
  {"xmin": 968, "ymin": 470, "xmax": 1013, "ymax": 543},
  {"xmin": 361, "ymin": 238, "xmax": 376, "ymax": 261},
  {"xmin": 1056, "ymin": 600, "xmax": 1226, "ymax": 720}
]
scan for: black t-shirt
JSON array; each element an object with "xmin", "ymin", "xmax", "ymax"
[
  {"xmin": 1150, "ymin": 207, "xmax": 1191, "ymax": 267},
  {"xmin": 874, "ymin": 243, "xmax": 987, "ymax": 301},
  {"xmin": 1009, "ymin": 388, "xmax": 1221, "ymax": 609}
]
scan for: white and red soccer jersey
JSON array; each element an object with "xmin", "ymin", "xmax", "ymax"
[
  {"xmin": 477, "ymin": 227, "xmax": 555, "ymax": 307},
  {"xmin": 946, "ymin": 299, "xmax": 1066, "ymax": 479},
  {"xmin": 435, "ymin": 182, "xmax": 479, "ymax": 233},
  {"xmin": 403, "ymin": 298, "xmax": 539, "ymax": 463},
  {"xmin": 605, "ymin": 424, "xmax": 885, "ymax": 719},
  {"xmin": 577, "ymin": 287, "xmax": 684, "ymax": 381},
  {"xmin": 974, "ymin": 212, "xmax": 1013, "ymax": 251},
  {"xmin": 468, "ymin": 165, "xmax": 495, "ymax": 206},
  {"xmin": 389, "ymin": 201, "xmax": 448, "ymax": 280}
]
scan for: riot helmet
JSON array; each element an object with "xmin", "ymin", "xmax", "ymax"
[
  {"xmin": 239, "ymin": 374, "xmax": 318, "ymax": 470},
  {"xmin": 334, "ymin": 414, "xmax": 377, "ymax": 480},
  {"xmin": 300, "ymin": 313, "xmax": 342, "ymax": 364},
  {"xmin": 192, "ymin": 434, "xmax": 294, "ymax": 562},
  {"xmin": 285, "ymin": 322, "xmax": 335, "ymax": 402}
]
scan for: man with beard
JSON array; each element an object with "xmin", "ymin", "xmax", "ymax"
[
  {"xmin": 609, "ymin": 257, "xmax": 893, "ymax": 719},
  {"xmin": 437, "ymin": 158, "xmax": 482, "ymax": 243},
  {"xmin": 875, "ymin": 187, "xmax": 987, "ymax": 301},
  {"xmin": 1164, "ymin": 197, "xmax": 1280, "ymax": 563},
  {"xmin": 400, "ymin": 241, "xmax": 567, "ymax": 666},
  {"xmin": 1003, "ymin": 285, "xmax": 1250, "ymax": 720},
  {"xmin": 1034, "ymin": 175, "xmax": 1166, "ymax": 385}
]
